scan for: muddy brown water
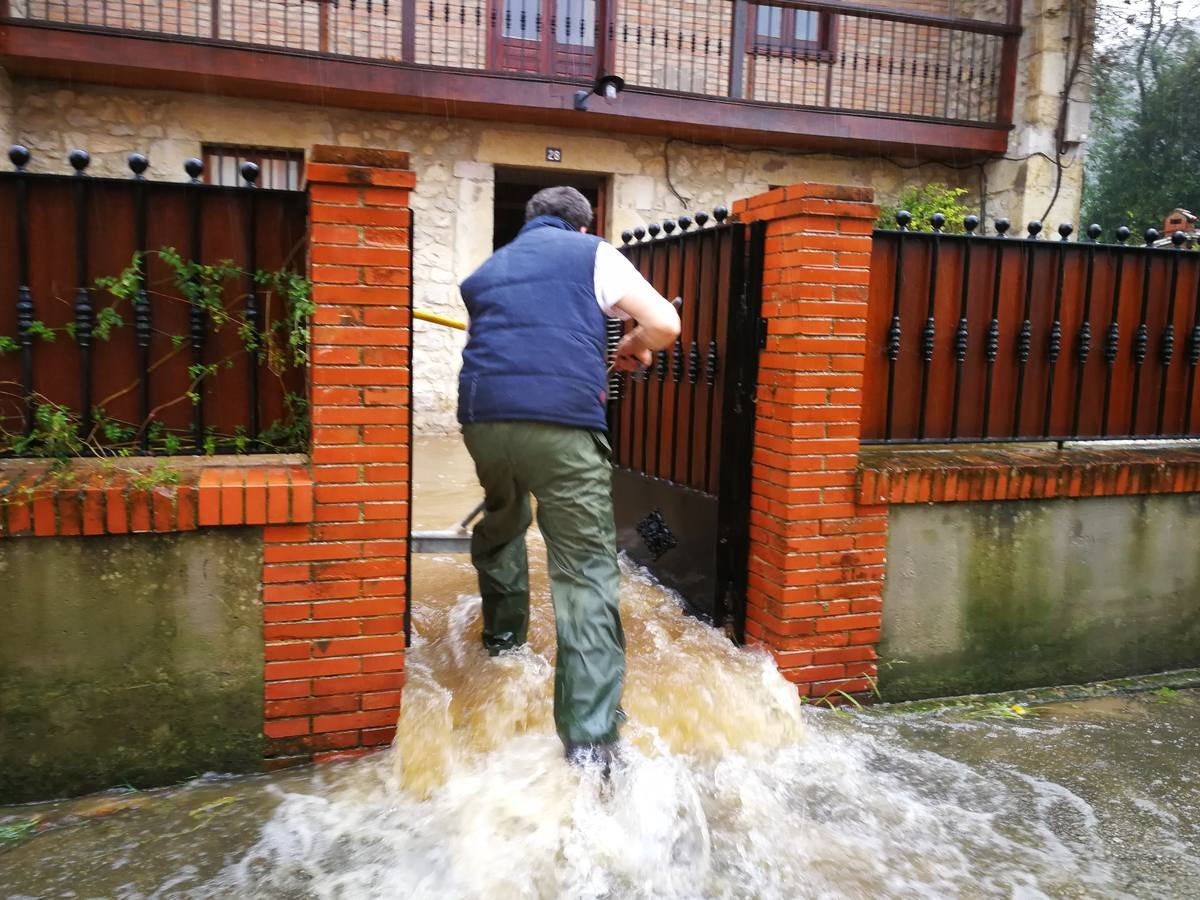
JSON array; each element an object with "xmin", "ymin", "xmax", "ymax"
[{"xmin": 1, "ymin": 436, "xmax": 1198, "ymax": 898}]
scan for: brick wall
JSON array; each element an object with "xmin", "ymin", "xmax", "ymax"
[
  {"xmin": 732, "ymin": 183, "xmax": 886, "ymax": 700},
  {"xmin": 260, "ymin": 145, "xmax": 415, "ymax": 765},
  {"xmin": 733, "ymin": 178, "xmax": 1200, "ymax": 705},
  {"xmin": 0, "ymin": 144, "xmax": 417, "ymax": 778}
]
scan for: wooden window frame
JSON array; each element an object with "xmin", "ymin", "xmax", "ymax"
[
  {"xmin": 490, "ymin": 0, "xmax": 598, "ymax": 78},
  {"xmin": 202, "ymin": 144, "xmax": 305, "ymax": 191},
  {"xmin": 748, "ymin": 4, "xmax": 837, "ymax": 62}
]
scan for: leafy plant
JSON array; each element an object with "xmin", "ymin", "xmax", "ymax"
[
  {"xmin": 1083, "ymin": 7, "xmax": 1200, "ymax": 232},
  {"xmin": 94, "ymin": 307, "xmax": 124, "ymax": 341},
  {"xmin": 9, "ymin": 402, "xmax": 87, "ymax": 460},
  {"xmin": 128, "ymin": 460, "xmax": 182, "ymax": 492},
  {"xmin": 259, "ymin": 392, "xmax": 310, "ymax": 454},
  {"xmin": 956, "ymin": 700, "xmax": 1043, "ymax": 721},
  {"xmin": 260, "ymin": 268, "xmax": 315, "ymax": 368},
  {"xmin": 877, "ymin": 183, "xmax": 971, "ymax": 233},
  {"xmin": 27, "ymin": 320, "xmax": 55, "ymax": 343},
  {"xmin": 0, "ymin": 248, "xmax": 311, "ymax": 458}
]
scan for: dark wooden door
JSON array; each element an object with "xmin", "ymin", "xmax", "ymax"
[{"xmin": 491, "ymin": 0, "xmax": 595, "ymax": 78}]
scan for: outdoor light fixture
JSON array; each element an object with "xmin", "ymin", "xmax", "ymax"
[{"xmin": 574, "ymin": 73, "xmax": 625, "ymax": 112}]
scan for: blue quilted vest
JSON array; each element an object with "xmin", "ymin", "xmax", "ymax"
[{"xmin": 457, "ymin": 215, "xmax": 608, "ymax": 431}]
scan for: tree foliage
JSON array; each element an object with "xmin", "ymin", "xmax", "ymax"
[
  {"xmin": 1082, "ymin": 1, "xmax": 1200, "ymax": 230},
  {"xmin": 876, "ymin": 184, "xmax": 971, "ymax": 234}
]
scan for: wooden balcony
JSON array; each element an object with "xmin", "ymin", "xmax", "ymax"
[{"xmin": 0, "ymin": 1, "xmax": 1021, "ymax": 158}]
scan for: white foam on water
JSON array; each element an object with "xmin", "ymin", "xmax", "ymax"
[{"xmin": 205, "ymin": 556, "xmax": 1126, "ymax": 900}]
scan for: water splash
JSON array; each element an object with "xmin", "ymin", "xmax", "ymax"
[{"xmin": 209, "ymin": 549, "xmax": 1128, "ymax": 899}]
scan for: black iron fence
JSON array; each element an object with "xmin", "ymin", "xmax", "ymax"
[
  {"xmin": 10, "ymin": 0, "xmax": 1019, "ymax": 127},
  {"xmin": 0, "ymin": 146, "xmax": 308, "ymax": 457},
  {"xmin": 863, "ymin": 213, "xmax": 1200, "ymax": 445}
]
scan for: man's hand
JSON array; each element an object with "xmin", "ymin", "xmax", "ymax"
[
  {"xmin": 613, "ymin": 333, "xmax": 653, "ymax": 372},
  {"xmin": 612, "ymin": 292, "xmax": 681, "ymax": 352}
]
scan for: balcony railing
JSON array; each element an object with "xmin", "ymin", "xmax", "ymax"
[{"xmin": 7, "ymin": 1, "xmax": 1020, "ymax": 127}]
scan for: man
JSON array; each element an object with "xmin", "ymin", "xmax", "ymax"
[{"xmin": 457, "ymin": 186, "xmax": 680, "ymax": 764}]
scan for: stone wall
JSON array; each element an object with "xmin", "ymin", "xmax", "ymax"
[
  {"xmin": 12, "ymin": 79, "xmax": 1028, "ymax": 431},
  {"xmin": 0, "ymin": 528, "xmax": 265, "ymax": 803},
  {"xmin": 982, "ymin": 0, "xmax": 1092, "ymax": 229},
  {"xmin": 0, "ymin": 67, "xmax": 12, "ymax": 148}
]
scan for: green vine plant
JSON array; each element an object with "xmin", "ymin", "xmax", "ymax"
[{"xmin": 0, "ymin": 247, "xmax": 312, "ymax": 461}]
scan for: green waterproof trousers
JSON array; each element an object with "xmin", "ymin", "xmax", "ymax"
[{"xmin": 462, "ymin": 421, "xmax": 625, "ymax": 747}]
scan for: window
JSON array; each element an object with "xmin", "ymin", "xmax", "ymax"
[
  {"xmin": 751, "ymin": 4, "xmax": 832, "ymax": 55},
  {"xmin": 502, "ymin": 0, "xmax": 540, "ymax": 40},
  {"xmin": 554, "ymin": 0, "xmax": 595, "ymax": 47},
  {"xmin": 202, "ymin": 145, "xmax": 304, "ymax": 191},
  {"xmin": 503, "ymin": 0, "xmax": 595, "ymax": 46},
  {"xmin": 494, "ymin": 0, "xmax": 596, "ymax": 78}
]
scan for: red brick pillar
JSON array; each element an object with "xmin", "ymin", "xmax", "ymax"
[
  {"xmin": 733, "ymin": 184, "xmax": 887, "ymax": 701},
  {"xmin": 259, "ymin": 146, "xmax": 415, "ymax": 764}
]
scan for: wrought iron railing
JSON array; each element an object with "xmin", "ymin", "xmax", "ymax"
[
  {"xmin": 8, "ymin": 0, "xmax": 1020, "ymax": 127},
  {"xmin": 0, "ymin": 146, "xmax": 308, "ymax": 457},
  {"xmin": 863, "ymin": 214, "xmax": 1200, "ymax": 445}
]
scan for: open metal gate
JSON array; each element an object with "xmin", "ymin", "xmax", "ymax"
[{"xmin": 608, "ymin": 211, "xmax": 766, "ymax": 640}]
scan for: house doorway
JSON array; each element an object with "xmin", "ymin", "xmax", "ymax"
[{"xmin": 493, "ymin": 166, "xmax": 609, "ymax": 249}]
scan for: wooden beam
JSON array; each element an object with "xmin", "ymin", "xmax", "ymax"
[
  {"xmin": 996, "ymin": 0, "xmax": 1024, "ymax": 128},
  {"xmin": 401, "ymin": 0, "xmax": 416, "ymax": 63},
  {"xmin": 1007, "ymin": 0, "xmax": 1024, "ymax": 28},
  {"xmin": 0, "ymin": 23, "xmax": 1010, "ymax": 159},
  {"xmin": 594, "ymin": 0, "xmax": 612, "ymax": 75},
  {"xmin": 728, "ymin": 0, "xmax": 747, "ymax": 100}
]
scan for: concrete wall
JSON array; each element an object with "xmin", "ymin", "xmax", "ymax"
[
  {"xmin": 880, "ymin": 495, "xmax": 1200, "ymax": 701},
  {"xmin": 0, "ymin": 528, "xmax": 265, "ymax": 803}
]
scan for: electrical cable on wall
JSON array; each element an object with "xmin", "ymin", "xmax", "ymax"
[
  {"xmin": 664, "ymin": 138, "xmax": 691, "ymax": 209},
  {"xmin": 1040, "ymin": 0, "xmax": 1090, "ymax": 225}
]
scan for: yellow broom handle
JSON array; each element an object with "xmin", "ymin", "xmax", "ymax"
[{"xmin": 414, "ymin": 309, "xmax": 467, "ymax": 331}]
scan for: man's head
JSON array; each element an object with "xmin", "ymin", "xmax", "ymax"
[{"xmin": 525, "ymin": 186, "xmax": 594, "ymax": 231}]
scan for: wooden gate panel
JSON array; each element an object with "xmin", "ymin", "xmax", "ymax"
[{"xmin": 609, "ymin": 215, "xmax": 764, "ymax": 635}]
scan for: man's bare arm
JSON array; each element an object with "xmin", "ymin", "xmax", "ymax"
[{"xmin": 611, "ymin": 293, "xmax": 680, "ymax": 372}]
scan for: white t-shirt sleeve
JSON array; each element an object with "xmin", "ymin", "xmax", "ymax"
[{"xmin": 593, "ymin": 241, "xmax": 667, "ymax": 320}]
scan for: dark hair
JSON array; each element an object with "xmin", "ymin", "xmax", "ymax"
[{"xmin": 525, "ymin": 186, "xmax": 594, "ymax": 231}]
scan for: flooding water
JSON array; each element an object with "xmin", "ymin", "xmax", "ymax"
[{"xmin": 2, "ymin": 437, "xmax": 1199, "ymax": 899}]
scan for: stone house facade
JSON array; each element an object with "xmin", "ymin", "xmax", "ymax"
[{"xmin": 0, "ymin": 0, "xmax": 1094, "ymax": 431}]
